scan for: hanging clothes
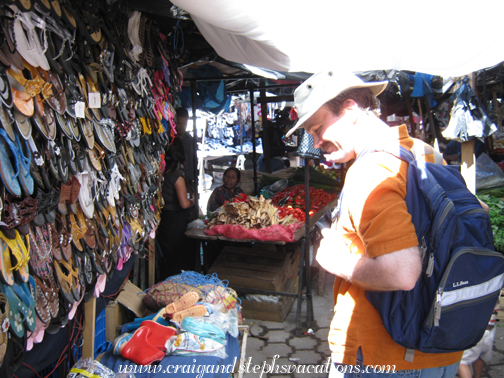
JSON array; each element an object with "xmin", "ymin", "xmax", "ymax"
[{"xmin": 442, "ymin": 79, "xmax": 497, "ymax": 142}]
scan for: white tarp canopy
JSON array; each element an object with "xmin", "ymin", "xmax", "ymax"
[{"xmin": 171, "ymin": 0, "xmax": 504, "ymax": 77}]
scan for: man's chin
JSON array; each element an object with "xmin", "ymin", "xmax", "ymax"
[{"xmin": 324, "ymin": 151, "xmax": 343, "ymax": 162}]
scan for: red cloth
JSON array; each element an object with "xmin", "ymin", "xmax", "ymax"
[{"xmin": 204, "ymin": 222, "xmax": 303, "ymax": 243}]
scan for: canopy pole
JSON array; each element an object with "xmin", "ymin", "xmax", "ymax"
[
  {"xmin": 191, "ymin": 81, "xmax": 200, "ymax": 217},
  {"xmin": 260, "ymin": 87, "xmax": 272, "ymax": 173},
  {"xmin": 249, "ymin": 89, "xmax": 258, "ymax": 194}
]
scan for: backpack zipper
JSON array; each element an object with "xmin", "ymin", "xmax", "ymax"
[
  {"xmin": 425, "ymin": 200, "xmax": 454, "ymax": 277},
  {"xmin": 427, "ymin": 248, "xmax": 504, "ymax": 327}
]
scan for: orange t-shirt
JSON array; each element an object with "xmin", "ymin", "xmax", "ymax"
[{"xmin": 330, "ymin": 124, "xmax": 462, "ymax": 370}]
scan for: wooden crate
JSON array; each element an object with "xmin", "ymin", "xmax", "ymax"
[
  {"xmin": 208, "ymin": 244, "xmax": 300, "ymax": 292},
  {"xmin": 240, "ymin": 275, "xmax": 299, "ymax": 322}
]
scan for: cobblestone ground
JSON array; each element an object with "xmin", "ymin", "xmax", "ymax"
[{"xmin": 238, "ymin": 272, "xmax": 504, "ymax": 378}]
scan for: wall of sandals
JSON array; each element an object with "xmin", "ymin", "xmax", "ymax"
[{"xmin": 0, "ymin": 0, "xmax": 182, "ymax": 361}]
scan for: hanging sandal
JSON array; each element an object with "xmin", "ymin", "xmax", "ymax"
[
  {"xmin": 53, "ymin": 256, "xmax": 78, "ymax": 304},
  {"xmin": 0, "ymin": 128, "xmax": 21, "ymax": 196},
  {"xmin": 0, "ymin": 293, "xmax": 9, "ymax": 367},
  {"xmin": 2, "ymin": 229, "xmax": 31, "ymax": 284},
  {"xmin": 10, "ymin": 275, "xmax": 37, "ymax": 333},
  {"xmin": 0, "ymin": 281, "xmax": 28, "ymax": 338},
  {"xmin": 13, "ymin": 131, "xmax": 34, "ymax": 195},
  {"xmin": 6, "ymin": 66, "xmax": 35, "ymax": 117},
  {"xmin": 9, "ymin": 5, "xmax": 49, "ymax": 70}
]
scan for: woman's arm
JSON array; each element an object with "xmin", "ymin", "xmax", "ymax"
[
  {"xmin": 207, "ymin": 187, "xmax": 225, "ymax": 212},
  {"xmin": 174, "ymin": 176, "xmax": 194, "ymax": 209}
]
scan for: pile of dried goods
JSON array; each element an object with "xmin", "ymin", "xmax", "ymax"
[{"xmin": 207, "ymin": 195, "xmax": 298, "ymax": 228}]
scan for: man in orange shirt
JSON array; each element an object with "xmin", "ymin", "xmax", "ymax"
[{"xmin": 286, "ymin": 70, "xmax": 461, "ymax": 377}]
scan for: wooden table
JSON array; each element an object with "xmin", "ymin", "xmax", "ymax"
[{"xmin": 186, "ymin": 198, "xmax": 338, "ymax": 330}]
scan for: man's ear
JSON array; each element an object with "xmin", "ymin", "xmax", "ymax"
[{"xmin": 342, "ymin": 99, "xmax": 358, "ymax": 110}]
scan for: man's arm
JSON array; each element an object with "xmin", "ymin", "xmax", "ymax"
[{"xmin": 317, "ymin": 229, "xmax": 422, "ymax": 291}]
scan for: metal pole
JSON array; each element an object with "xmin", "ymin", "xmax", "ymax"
[
  {"xmin": 304, "ymin": 157, "xmax": 313, "ymax": 327},
  {"xmin": 260, "ymin": 88, "xmax": 271, "ymax": 173},
  {"xmin": 191, "ymin": 81, "xmax": 199, "ymax": 218},
  {"xmin": 249, "ymin": 89, "xmax": 257, "ymax": 194}
]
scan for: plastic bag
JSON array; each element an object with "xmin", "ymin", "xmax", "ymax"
[
  {"xmin": 476, "ymin": 153, "xmax": 504, "ymax": 190},
  {"xmin": 187, "ymin": 219, "xmax": 206, "ymax": 230},
  {"xmin": 166, "ymin": 332, "xmax": 227, "ymax": 359},
  {"xmin": 181, "ymin": 316, "xmax": 226, "ymax": 344},
  {"xmin": 183, "ymin": 303, "xmax": 233, "ymax": 340},
  {"xmin": 205, "ymin": 223, "xmax": 302, "ymax": 242},
  {"xmin": 67, "ymin": 358, "xmax": 114, "ymax": 378},
  {"xmin": 245, "ymin": 294, "xmax": 280, "ymax": 304}
]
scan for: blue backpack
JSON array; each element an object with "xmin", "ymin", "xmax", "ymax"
[{"xmin": 350, "ymin": 145, "xmax": 504, "ymax": 362}]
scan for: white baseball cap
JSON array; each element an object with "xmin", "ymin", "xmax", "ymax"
[{"xmin": 286, "ymin": 70, "xmax": 388, "ymax": 137}]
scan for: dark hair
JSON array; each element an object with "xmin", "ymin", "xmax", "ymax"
[
  {"xmin": 165, "ymin": 138, "xmax": 186, "ymax": 172},
  {"xmin": 176, "ymin": 107, "xmax": 189, "ymax": 118},
  {"xmin": 223, "ymin": 167, "xmax": 241, "ymax": 182},
  {"xmin": 324, "ymin": 88, "xmax": 381, "ymax": 117}
]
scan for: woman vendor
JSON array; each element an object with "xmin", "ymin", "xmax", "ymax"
[
  {"xmin": 206, "ymin": 167, "xmax": 244, "ymax": 212},
  {"xmin": 156, "ymin": 138, "xmax": 196, "ymax": 281}
]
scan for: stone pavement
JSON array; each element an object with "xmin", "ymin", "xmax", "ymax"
[{"xmin": 239, "ymin": 272, "xmax": 504, "ymax": 378}]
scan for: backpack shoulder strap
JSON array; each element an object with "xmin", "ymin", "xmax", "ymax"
[{"xmin": 411, "ymin": 138, "xmax": 444, "ymax": 164}]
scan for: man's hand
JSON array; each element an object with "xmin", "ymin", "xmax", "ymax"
[
  {"xmin": 316, "ymin": 228, "xmax": 422, "ymax": 291},
  {"xmin": 316, "ymin": 229, "xmax": 361, "ymax": 279}
]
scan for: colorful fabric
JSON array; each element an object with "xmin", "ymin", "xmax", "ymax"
[{"xmin": 207, "ymin": 186, "xmax": 244, "ymax": 213}]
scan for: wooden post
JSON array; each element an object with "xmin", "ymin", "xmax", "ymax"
[
  {"xmin": 461, "ymin": 139, "xmax": 476, "ymax": 194},
  {"xmin": 82, "ymin": 296, "xmax": 96, "ymax": 359},
  {"xmin": 461, "ymin": 74, "xmax": 477, "ymax": 194}
]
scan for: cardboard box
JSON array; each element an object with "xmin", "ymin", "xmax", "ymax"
[
  {"xmin": 241, "ymin": 275, "xmax": 299, "ymax": 322},
  {"xmin": 104, "ymin": 281, "xmax": 152, "ymax": 342},
  {"xmin": 116, "ymin": 280, "xmax": 151, "ymax": 318},
  {"xmin": 208, "ymin": 244, "xmax": 300, "ymax": 292}
]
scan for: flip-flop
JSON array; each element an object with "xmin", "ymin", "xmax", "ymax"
[
  {"xmin": 6, "ymin": 68, "xmax": 34, "ymax": 118},
  {"xmin": 14, "ymin": 131, "xmax": 34, "ymax": 195},
  {"xmin": 0, "ymin": 128, "xmax": 21, "ymax": 196},
  {"xmin": 0, "ymin": 231, "xmax": 14, "ymax": 285},
  {"xmin": 0, "ymin": 293, "xmax": 9, "ymax": 367},
  {"xmin": 10, "ymin": 275, "xmax": 37, "ymax": 332},
  {"xmin": 172, "ymin": 305, "xmax": 208, "ymax": 322},
  {"xmin": 0, "ymin": 282, "xmax": 27, "ymax": 338},
  {"xmin": 0, "ymin": 229, "xmax": 30, "ymax": 284},
  {"xmin": 12, "ymin": 109, "xmax": 32, "ymax": 140},
  {"xmin": 0, "ymin": 105, "xmax": 16, "ymax": 142},
  {"xmin": 53, "ymin": 258, "xmax": 76, "ymax": 304},
  {"xmin": 75, "ymin": 161, "xmax": 95, "ymax": 219},
  {"xmin": 0, "ymin": 66, "xmax": 13, "ymax": 109},
  {"xmin": 165, "ymin": 291, "xmax": 200, "ymax": 314}
]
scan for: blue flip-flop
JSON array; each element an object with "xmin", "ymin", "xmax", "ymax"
[
  {"xmin": 0, "ymin": 282, "xmax": 27, "ymax": 338},
  {"xmin": 0, "ymin": 128, "xmax": 21, "ymax": 196},
  {"xmin": 14, "ymin": 131, "xmax": 34, "ymax": 195},
  {"xmin": 10, "ymin": 276, "xmax": 37, "ymax": 333}
]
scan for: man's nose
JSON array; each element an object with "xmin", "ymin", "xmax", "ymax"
[{"xmin": 312, "ymin": 135, "xmax": 323, "ymax": 149}]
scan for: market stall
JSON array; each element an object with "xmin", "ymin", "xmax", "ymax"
[{"xmin": 187, "ymin": 165, "xmax": 340, "ymax": 329}]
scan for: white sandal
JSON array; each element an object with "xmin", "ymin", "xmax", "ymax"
[
  {"xmin": 9, "ymin": 5, "xmax": 50, "ymax": 70},
  {"xmin": 75, "ymin": 160, "xmax": 95, "ymax": 219}
]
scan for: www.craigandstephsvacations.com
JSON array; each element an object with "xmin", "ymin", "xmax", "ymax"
[{"xmin": 117, "ymin": 355, "xmax": 397, "ymax": 377}]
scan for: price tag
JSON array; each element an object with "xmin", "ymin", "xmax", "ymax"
[
  {"xmin": 88, "ymin": 92, "xmax": 101, "ymax": 108},
  {"xmin": 75, "ymin": 101, "xmax": 85, "ymax": 118}
]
